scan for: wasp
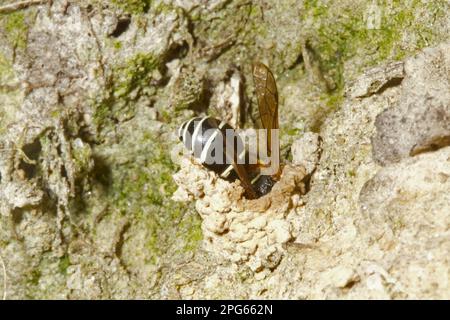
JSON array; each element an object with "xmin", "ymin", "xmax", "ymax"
[{"xmin": 178, "ymin": 62, "xmax": 280, "ymax": 199}]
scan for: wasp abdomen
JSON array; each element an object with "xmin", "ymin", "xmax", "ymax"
[
  {"xmin": 178, "ymin": 116, "xmax": 275, "ymax": 197},
  {"xmin": 178, "ymin": 116, "xmax": 237, "ymax": 179}
]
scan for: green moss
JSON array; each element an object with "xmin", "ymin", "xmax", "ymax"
[
  {"xmin": 177, "ymin": 212, "xmax": 203, "ymax": 252},
  {"xmin": 113, "ymin": 40, "xmax": 122, "ymax": 50},
  {"xmin": 111, "ymin": 0, "xmax": 177, "ymax": 15},
  {"xmin": 89, "ymin": 46, "xmax": 202, "ymax": 265},
  {"xmin": 50, "ymin": 109, "xmax": 60, "ymax": 119},
  {"xmin": 58, "ymin": 255, "xmax": 71, "ymax": 275},
  {"xmin": 0, "ymin": 53, "xmax": 14, "ymax": 84},
  {"xmin": 112, "ymin": 139, "xmax": 176, "ymax": 209},
  {"xmin": 114, "ymin": 53, "xmax": 160, "ymax": 101},
  {"xmin": 245, "ymin": 3, "xmax": 268, "ymax": 39},
  {"xmin": 152, "ymin": 1, "xmax": 178, "ymax": 15},
  {"xmin": 1, "ymin": 11, "xmax": 29, "ymax": 50},
  {"xmin": 92, "ymin": 96, "xmax": 112, "ymax": 130},
  {"xmin": 289, "ymin": 0, "xmax": 448, "ymax": 132},
  {"xmin": 111, "ymin": 0, "xmax": 152, "ymax": 14},
  {"xmin": 28, "ymin": 269, "xmax": 41, "ymax": 286},
  {"xmin": 106, "ymin": 131, "xmax": 202, "ymax": 264},
  {"xmin": 301, "ymin": 0, "xmax": 449, "ymax": 92},
  {"xmin": 93, "ymin": 52, "xmax": 161, "ymax": 133},
  {"xmin": 159, "ymin": 109, "xmax": 176, "ymax": 123}
]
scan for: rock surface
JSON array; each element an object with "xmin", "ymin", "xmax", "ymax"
[
  {"xmin": 171, "ymin": 45, "xmax": 450, "ymax": 299},
  {"xmin": 372, "ymin": 43, "xmax": 450, "ymax": 165},
  {"xmin": 0, "ymin": 0, "xmax": 449, "ymax": 299}
]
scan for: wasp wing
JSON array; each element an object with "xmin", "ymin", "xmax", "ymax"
[
  {"xmin": 231, "ymin": 161, "xmax": 257, "ymax": 199},
  {"xmin": 252, "ymin": 62, "xmax": 279, "ymax": 156},
  {"xmin": 223, "ymin": 135, "xmax": 257, "ymax": 199},
  {"xmin": 253, "ymin": 62, "xmax": 279, "ymax": 130}
]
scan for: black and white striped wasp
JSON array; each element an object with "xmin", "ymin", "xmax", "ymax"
[{"xmin": 178, "ymin": 62, "xmax": 280, "ymax": 199}]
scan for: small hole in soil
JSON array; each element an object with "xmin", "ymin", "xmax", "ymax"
[{"xmin": 19, "ymin": 138, "xmax": 42, "ymax": 179}]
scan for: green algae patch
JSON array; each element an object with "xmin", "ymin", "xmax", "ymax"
[
  {"xmin": 114, "ymin": 157, "xmax": 202, "ymax": 262},
  {"xmin": 89, "ymin": 33, "xmax": 202, "ymax": 266},
  {"xmin": 113, "ymin": 53, "xmax": 160, "ymax": 100},
  {"xmin": 301, "ymin": 0, "xmax": 449, "ymax": 91},
  {"xmin": 97, "ymin": 129, "xmax": 202, "ymax": 265},
  {"xmin": 111, "ymin": 0, "xmax": 152, "ymax": 14},
  {"xmin": 177, "ymin": 211, "xmax": 203, "ymax": 253},
  {"xmin": 0, "ymin": 52, "xmax": 14, "ymax": 84},
  {"xmin": 1, "ymin": 10, "xmax": 31, "ymax": 51},
  {"xmin": 58, "ymin": 255, "xmax": 71, "ymax": 275},
  {"xmin": 93, "ymin": 52, "xmax": 161, "ymax": 135},
  {"xmin": 110, "ymin": 0, "xmax": 178, "ymax": 16},
  {"xmin": 0, "ymin": 53, "xmax": 22, "ymax": 134}
]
